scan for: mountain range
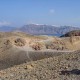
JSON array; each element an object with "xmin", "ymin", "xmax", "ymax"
[{"xmin": 0, "ymin": 24, "xmax": 80, "ymax": 36}]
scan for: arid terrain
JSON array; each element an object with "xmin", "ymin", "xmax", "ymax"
[
  {"xmin": 0, "ymin": 0, "xmax": 80, "ymax": 79},
  {"xmin": 0, "ymin": 50, "xmax": 80, "ymax": 80},
  {"xmin": 0, "ymin": 31, "xmax": 80, "ymax": 80}
]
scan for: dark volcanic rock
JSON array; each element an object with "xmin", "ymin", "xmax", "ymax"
[{"xmin": 61, "ymin": 30, "xmax": 80, "ymax": 37}]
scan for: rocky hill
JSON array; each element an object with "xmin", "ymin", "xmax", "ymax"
[
  {"xmin": 0, "ymin": 32, "xmax": 79, "ymax": 80},
  {"xmin": 61, "ymin": 30, "xmax": 80, "ymax": 37},
  {"xmin": 0, "ymin": 31, "xmax": 80, "ymax": 69}
]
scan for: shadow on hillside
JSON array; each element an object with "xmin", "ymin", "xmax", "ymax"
[
  {"xmin": 0, "ymin": 51, "xmax": 70, "ymax": 70},
  {"xmin": 60, "ymin": 69, "xmax": 80, "ymax": 75}
]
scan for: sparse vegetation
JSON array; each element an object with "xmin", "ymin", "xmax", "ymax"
[{"xmin": 14, "ymin": 38, "xmax": 26, "ymax": 46}]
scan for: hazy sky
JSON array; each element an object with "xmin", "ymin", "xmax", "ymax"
[{"xmin": 0, "ymin": 0, "xmax": 80, "ymax": 27}]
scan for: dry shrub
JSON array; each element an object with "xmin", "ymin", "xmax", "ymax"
[
  {"xmin": 14, "ymin": 38, "xmax": 26, "ymax": 46},
  {"xmin": 30, "ymin": 42, "xmax": 45, "ymax": 50}
]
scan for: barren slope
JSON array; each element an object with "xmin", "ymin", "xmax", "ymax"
[
  {"xmin": 0, "ymin": 32, "xmax": 80, "ymax": 79},
  {"xmin": 0, "ymin": 32, "xmax": 80, "ymax": 70},
  {"xmin": 0, "ymin": 51, "xmax": 80, "ymax": 80}
]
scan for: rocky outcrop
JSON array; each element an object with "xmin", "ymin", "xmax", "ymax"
[
  {"xmin": 30, "ymin": 42, "xmax": 45, "ymax": 50},
  {"xmin": 14, "ymin": 38, "xmax": 26, "ymax": 46},
  {"xmin": 61, "ymin": 30, "xmax": 80, "ymax": 37}
]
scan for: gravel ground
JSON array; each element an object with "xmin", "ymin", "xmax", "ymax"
[{"xmin": 0, "ymin": 51, "xmax": 80, "ymax": 80}]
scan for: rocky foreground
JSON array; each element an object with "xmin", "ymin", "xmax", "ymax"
[
  {"xmin": 0, "ymin": 50, "xmax": 80, "ymax": 80},
  {"xmin": 0, "ymin": 31, "xmax": 80, "ymax": 80}
]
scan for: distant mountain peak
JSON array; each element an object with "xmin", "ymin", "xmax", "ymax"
[
  {"xmin": 0, "ymin": 24, "xmax": 79, "ymax": 36},
  {"xmin": 18, "ymin": 24, "xmax": 80, "ymax": 36}
]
